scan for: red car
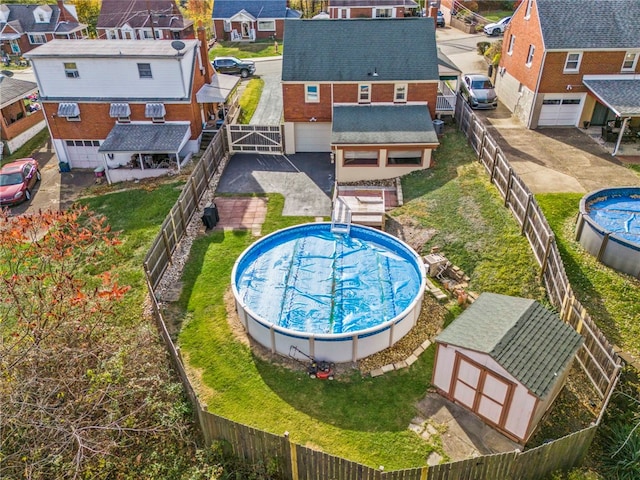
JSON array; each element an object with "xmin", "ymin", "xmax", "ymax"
[{"xmin": 0, "ymin": 158, "xmax": 41, "ymax": 206}]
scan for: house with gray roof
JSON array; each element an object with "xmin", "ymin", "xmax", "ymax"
[
  {"xmin": 433, "ymin": 292, "xmax": 583, "ymax": 444},
  {"xmin": 327, "ymin": 0, "xmax": 420, "ymax": 19},
  {"xmin": 96, "ymin": 0, "xmax": 194, "ymax": 41},
  {"xmin": 0, "ymin": 74, "xmax": 45, "ymax": 156},
  {"xmin": 0, "ymin": 1, "xmax": 87, "ymax": 57},
  {"xmin": 212, "ymin": 0, "xmax": 301, "ymax": 42},
  {"xmin": 496, "ymin": 0, "xmax": 640, "ymax": 153},
  {"xmin": 282, "ymin": 18, "xmax": 441, "ymax": 182}
]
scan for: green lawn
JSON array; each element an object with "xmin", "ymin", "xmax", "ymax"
[
  {"xmin": 537, "ymin": 194, "xmax": 640, "ymax": 357},
  {"xmin": 2, "ymin": 127, "xmax": 49, "ymax": 164},
  {"xmin": 238, "ymin": 78, "xmax": 265, "ymax": 124},
  {"xmin": 210, "ymin": 41, "xmax": 282, "ymax": 59},
  {"xmin": 176, "ymin": 132, "xmax": 544, "ymax": 469},
  {"xmin": 480, "ymin": 10, "xmax": 514, "ymax": 21}
]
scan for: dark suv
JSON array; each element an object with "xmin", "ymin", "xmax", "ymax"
[{"xmin": 212, "ymin": 57, "xmax": 256, "ymax": 78}]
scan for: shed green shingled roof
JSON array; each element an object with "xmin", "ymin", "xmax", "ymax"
[{"xmin": 435, "ymin": 292, "xmax": 583, "ymax": 399}]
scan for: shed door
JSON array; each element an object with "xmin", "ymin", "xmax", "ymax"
[{"xmin": 452, "ymin": 355, "xmax": 512, "ymax": 427}]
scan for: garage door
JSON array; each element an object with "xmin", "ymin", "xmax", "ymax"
[
  {"xmin": 452, "ymin": 356, "xmax": 512, "ymax": 426},
  {"xmin": 65, "ymin": 140, "xmax": 102, "ymax": 169},
  {"xmin": 294, "ymin": 123, "xmax": 332, "ymax": 152},
  {"xmin": 538, "ymin": 96, "xmax": 583, "ymax": 126}
]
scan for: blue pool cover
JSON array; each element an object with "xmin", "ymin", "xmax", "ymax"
[
  {"xmin": 587, "ymin": 193, "xmax": 640, "ymax": 245},
  {"xmin": 234, "ymin": 224, "xmax": 423, "ymax": 334}
]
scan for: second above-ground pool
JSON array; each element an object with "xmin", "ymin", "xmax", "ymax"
[
  {"xmin": 231, "ymin": 223, "xmax": 426, "ymax": 363},
  {"xmin": 576, "ymin": 187, "xmax": 640, "ymax": 278}
]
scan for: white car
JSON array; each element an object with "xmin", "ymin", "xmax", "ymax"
[{"xmin": 483, "ymin": 16, "xmax": 511, "ymax": 36}]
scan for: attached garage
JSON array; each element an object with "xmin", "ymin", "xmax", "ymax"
[
  {"xmin": 294, "ymin": 123, "xmax": 332, "ymax": 152},
  {"xmin": 65, "ymin": 140, "xmax": 102, "ymax": 169},
  {"xmin": 538, "ymin": 94, "xmax": 584, "ymax": 126},
  {"xmin": 432, "ymin": 293, "xmax": 583, "ymax": 444}
]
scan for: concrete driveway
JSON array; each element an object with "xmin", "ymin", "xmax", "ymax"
[
  {"xmin": 477, "ymin": 105, "xmax": 640, "ymax": 193},
  {"xmin": 216, "ymin": 153, "xmax": 334, "ymax": 217},
  {"xmin": 249, "ymin": 57, "xmax": 283, "ymax": 126}
]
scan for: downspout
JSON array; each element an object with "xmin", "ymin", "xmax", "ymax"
[
  {"xmin": 612, "ymin": 117, "xmax": 630, "ymax": 156},
  {"xmin": 528, "ymin": 49, "xmax": 547, "ymax": 129}
]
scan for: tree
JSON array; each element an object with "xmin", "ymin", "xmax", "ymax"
[
  {"xmin": 182, "ymin": 0, "xmax": 214, "ymax": 38},
  {"xmin": 69, "ymin": 0, "xmax": 102, "ymax": 38},
  {"xmin": 0, "ymin": 206, "xmax": 197, "ymax": 479}
]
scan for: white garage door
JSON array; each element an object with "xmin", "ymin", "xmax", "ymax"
[
  {"xmin": 66, "ymin": 140, "xmax": 102, "ymax": 169},
  {"xmin": 294, "ymin": 123, "xmax": 332, "ymax": 152},
  {"xmin": 538, "ymin": 96, "xmax": 583, "ymax": 126},
  {"xmin": 452, "ymin": 356, "xmax": 512, "ymax": 427}
]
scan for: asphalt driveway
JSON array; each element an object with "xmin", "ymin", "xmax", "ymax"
[
  {"xmin": 477, "ymin": 105, "xmax": 640, "ymax": 193},
  {"xmin": 216, "ymin": 153, "xmax": 334, "ymax": 217}
]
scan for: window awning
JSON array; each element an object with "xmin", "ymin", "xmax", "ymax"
[
  {"xmin": 583, "ymin": 78, "xmax": 640, "ymax": 117},
  {"xmin": 145, "ymin": 103, "xmax": 166, "ymax": 118},
  {"xmin": 332, "ymin": 104, "xmax": 439, "ymax": 145},
  {"xmin": 196, "ymin": 74, "xmax": 240, "ymax": 104},
  {"xmin": 98, "ymin": 123, "xmax": 190, "ymax": 153},
  {"xmin": 58, "ymin": 102, "xmax": 80, "ymax": 117},
  {"xmin": 109, "ymin": 103, "xmax": 131, "ymax": 118}
]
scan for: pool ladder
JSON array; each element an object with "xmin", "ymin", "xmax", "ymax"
[{"xmin": 331, "ymin": 197, "xmax": 352, "ymax": 235}]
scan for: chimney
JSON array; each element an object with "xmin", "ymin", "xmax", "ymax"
[
  {"xmin": 57, "ymin": 0, "xmax": 71, "ymax": 23},
  {"xmin": 428, "ymin": 5, "xmax": 438, "ymax": 24},
  {"xmin": 197, "ymin": 23, "xmax": 213, "ymax": 84}
]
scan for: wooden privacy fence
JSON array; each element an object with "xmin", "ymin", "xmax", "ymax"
[
  {"xmin": 143, "ymin": 128, "xmax": 227, "ymax": 289},
  {"xmin": 454, "ymin": 98, "xmax": 622, "ymax": 401}
]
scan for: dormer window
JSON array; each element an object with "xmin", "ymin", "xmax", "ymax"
[{"xmin": 33, "ymin": 6, "xmax": 52, "ymax": 23}]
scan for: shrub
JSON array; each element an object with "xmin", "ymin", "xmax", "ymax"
[
  {"xmin": 477, "ymin": 41, "xmax": 491, "ymax": 55},
  {"xmin": 600, "ymin": 422, "xmax": 640, "ymax": 480}
]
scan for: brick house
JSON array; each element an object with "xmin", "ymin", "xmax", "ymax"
[
  {"xmin": 327, "ymin": 0, "xmax": 420, "ymax": 19},
  {"xmin": 212, "ymin": 0, "xmax": 301, "ymax": 42},
  {"xmin": 496, "ymin": 0, "xmax": 640, "ymax": 139},
  {"xmin": 96, "ymin": 0, "xmax": 195, "ymax": 41},
  {"xmin": 282, "ymin": 18, "xmax": 440, "ymax": 182},
  {"xmin": 0, "ymin": 1, "xmax": 87, "ymax": 57},
  {"xmin": 0, "ymin": 75, "xmax": 45, "ymax": 156},
  {"xmin": 24, "ymin": 31, "xmax": 232, "ymax": 184}
]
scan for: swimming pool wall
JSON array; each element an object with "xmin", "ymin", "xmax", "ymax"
[
  {"xmin": 232, "ymin": 223, "xmax": 427, "ymax": 363},
  {"xmin": 576, "ymin": 187, "xmax": 640, "ymax": 279}
]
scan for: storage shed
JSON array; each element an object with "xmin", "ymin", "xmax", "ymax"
[{"xmin": 432, "ymin": 293, "xmax": 583, "ymax": 444}]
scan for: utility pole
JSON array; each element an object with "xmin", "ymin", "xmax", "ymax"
[{"xmin": 146, "ymin": 0, "xmax": 157, "ymax": 39}]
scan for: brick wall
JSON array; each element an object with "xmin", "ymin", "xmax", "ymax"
[{"xmin": 283, "ymin": 84, "xmax": 333, "ymax": 122}]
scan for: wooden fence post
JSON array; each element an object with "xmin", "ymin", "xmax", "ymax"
[
  {"xmin": 420, "ymin": 465, "xmax": 428, "ymax": 480},
  {"xmin": 289, "ymin": 441, "xmax": 299, "ymax": 480},
  {"xmin": 540, "ymin": 232, "xmax": 554, "ymax": 274},
  {"xmin": 521, "ymin": 194, "xmax": 533, "ymax": 235},
  {"xmin": 178, "ymin": 198, "xmax": 187, "ymax": 232},
  {"xmin": 189, "ymin": 176, "xmax": 198, "ymax": 202},
  {"xmin": 504, "ymin": 169, "xmax": 513, "ymax": 207},
  {"xmin": 162, "ymin": 230, "xmax": 172, "ymax": 265},
  {"xmin": 477, "ymin": 126, "xmax": 486, "ymax": 159}
]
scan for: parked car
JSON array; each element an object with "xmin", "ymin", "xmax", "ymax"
[
  {"xmin": 483, "ymin": 16, "xmax": 511, "ymax": 36},
  {"xmin": 460, "ymin": 74, "xmax": 498, "ymax": 109},
  {"xmin": 212, "ymin": 57, "xmax": 256, "ymax": 78},
  {"xmin": 0, "ymin": 158, "xmax": 40, "ymax": 206},
  {"xmin": 436, "ymin": 10, "xmax": 445, "ymax": 27}
]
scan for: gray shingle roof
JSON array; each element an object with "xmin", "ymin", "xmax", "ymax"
[
  {"xmin": 0, "ymin": 4, "xmax": 85, "ymax": 35},
  {"xmin": 0, "ymin": 75, "xmax": 38, "ymax": 108},
  {"xmin": 537, "ymin": 0, "xmax": 640, "ymax": 50},
  {"xmin": 330, "ymin": 0, "xmax": 419, "ymax": 7},
  {"xmin": 282, "ymin": 18, "xmax": 439, "ymax": 82},
  {"xmin": 583, "ymin": 79, "xmax": 640, "ymax": 117},
  {"xmin": 332, "ymin": 105, "xmax": 438, "ymax": 144},
  {"xmin": 98, "ymin": 123, "xmax": 190, "ymax": 152},
  {"xmin": 97, "ymin": 0, "xmax": 192, "ymax": 30},
  {"xmin": 435, "ymin": 292, "xmax": 583, "ymax": 399},
  {"xmin": 213, "ymin": 0, "xmax": 302, "ymax": 19}
]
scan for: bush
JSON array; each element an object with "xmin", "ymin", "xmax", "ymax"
[
  {"xmin": 477, "ymin": 41, "xmax": 491, "ymax": 55},
  {"xmin": 600, "ymin": 422, "xmax": 640, "ymax": 480}
]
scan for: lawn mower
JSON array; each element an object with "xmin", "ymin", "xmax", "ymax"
[{"xmin": 289, "ymin": 346, "xmax": 335, "ymax": 380}]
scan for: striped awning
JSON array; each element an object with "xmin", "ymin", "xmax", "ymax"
[
  {"xmin": 57, "ymin": 102, "xmax": 80, "ymax": 117},
  {"xmin": 109, "ymin": 103, "xmax": 131, "ymax": 118},
  {"xmin": 145, "ymin": 103, "xmax": 166, "ymax": 118}
]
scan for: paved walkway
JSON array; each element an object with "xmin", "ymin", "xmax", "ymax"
[{"xmin": 212, "ymin": 197, "xmax": 268, "ymax": 236}]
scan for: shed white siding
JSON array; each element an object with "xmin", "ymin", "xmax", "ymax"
[{"xmin": 434, "ymin": 343, "xmax": 537, "ymax": 441}]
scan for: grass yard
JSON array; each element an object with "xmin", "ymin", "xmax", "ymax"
[
  {"xmin": 537, "ymin": 194, "xmax": 640, "ymax": 357},
  {"xmin": 176, "ymin": 131, "xmax": 544, "ymax": 469},
  {"xmin": 479, "ymin": 10, "xmax": 515, "ymax": 21},
  {"xmin": 210, "ymin": 41, "xmax": 281, "ymax": 59},
  {"xmin": 238, "ymin": 78, "xmax": 265, "ymax": 124},
  {"xmin": 2, "ymin": 127, "xmax": 49, "ymax": 164}
]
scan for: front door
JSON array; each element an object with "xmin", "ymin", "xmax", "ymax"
[
  {"xmin": 10, "ymin": 40, "xmax": 20, "ymax": 54},
  {"xmin": 591, "ymin": 102, "xmax": 609, "ymax": 126},
  {"xmin": 241, "ymin": 22, "xmax": 250, "ymax": 38}
]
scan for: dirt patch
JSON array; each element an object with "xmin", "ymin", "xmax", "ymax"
[{"xmin": 385, "ymin": 215, "xmax": 436, "ymax": 254}]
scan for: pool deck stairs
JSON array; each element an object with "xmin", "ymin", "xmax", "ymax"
[{"xmin": 331, "ymin": 197, "xmax": 352, "ymax": 235}]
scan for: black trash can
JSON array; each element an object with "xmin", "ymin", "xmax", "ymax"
[
  {"xmin": 433, "ymin": 119, "xmax": 445, "ymax": 136},
  {"xmin": 201, "ymin": 203, "xmax": 219, "ymax": 229}
]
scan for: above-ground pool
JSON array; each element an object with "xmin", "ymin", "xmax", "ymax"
[
  {"xmin": 576, "ymin": 187, "xmax": 640, "ymax": 278},
  {"xmin": 231, "ymin": 223, "xmax": 426, "ymax": 363}
]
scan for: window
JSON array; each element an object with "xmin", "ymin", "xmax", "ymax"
[
  {"xmin": 526, "ymin": 45, "xmax": 535, "ymax": 66},
  {"xmin": 58, "ymin": 103, "xmax": 80, "ymax": 121},
  {"xmin": 524, "ymin": 0, "xmax": 533, "ymax": 18},
  {"xmin": 28, "ymin": 34, "xmax": 46, "ymax": 44},
  {"xmin": 375, "ymin": 7, "xmax": 392, "ymax": 18},
  {"xmin": 507, "ymin": 35, "xmax": 515, "ymax": 55},
  {"xmin": 387, "ymin": 150, "xmax": 422, "ymax": 166},
  {"xmin": 564, "ymin": 52, "xmax": 582, "ymax": 72},
  {"xmin": 305, "ymin": 84, "xmax": 319, "ymax": 103},
  {"xmin": 37, "ymin": 12, "xmax": 45, "ymax": 22},
  {"xmin": 344, "ymin": 151, "xmax": 378, "ymax": 166},
  {"xmin": 106, "ymin": 29, "xmax": 118, "ymax": 39},
  {"xmin": 109, "ymin": 103, "xmax": 131, "ymax": 122},
  {"xmin": 64, "ymin": 62, "xmax": 79, "ymax": 78},
  {"xmin": 338, "ymin": 8, "xmax": 348, "ymax": 18},
  {"xmin": 257, "ymin": 20, "xmax": 275, "ymax": 31},
  {"xmin": 142, "ymin": 29, "xmax": 154, "ymax": 39},
  {"xmin": 223, "ymin": 20, "xmax": 231, "ymax": 32},
  {"xmin": 622, "ymin": 52, "xmax": 638, "ymax": 71},
  {"xmin": 145, "ymin": 103, "xmax": 166, "ymax": 122},
  {"xmin": 358, "ymin": 84, "xmax": 371, "ymax": 103},
  {"xmin": 138, "ymin": 63, "xmax": 152, "ymax": 78},
  {"xmin": 394, "ymin": 84, "xmax": 407, "ymax": 103}
]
